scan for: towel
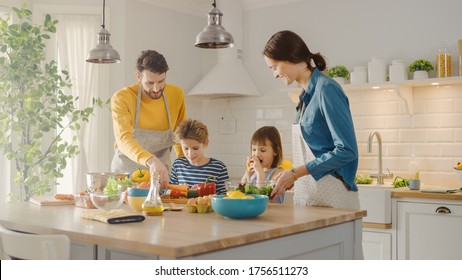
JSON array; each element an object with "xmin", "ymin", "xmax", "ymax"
[{"xmin": 81, "ymin": 209, "xmax": 145, "ymax": 224}]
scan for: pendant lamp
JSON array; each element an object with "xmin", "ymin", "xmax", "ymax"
[
  {"xmin": 195, "ymin": 0, "xmax": 234, "ymax": 49},
  {"xmin": 86, "ymin": 0, "xmax": 120, "ymax": 63}
]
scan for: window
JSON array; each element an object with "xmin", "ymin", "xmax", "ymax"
[{"xmin": 0, "ymin": 4, "xmax": 113, "ymax": 202}]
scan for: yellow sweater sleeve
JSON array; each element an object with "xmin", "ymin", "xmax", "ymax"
[{"xmin": 111, "ymin": 83, "xmax": 186, "ymax": 166}]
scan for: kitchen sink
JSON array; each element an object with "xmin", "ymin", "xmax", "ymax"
[{"xmin": 357, "ymin": 184, "xmax": 393, "ymax": 224}]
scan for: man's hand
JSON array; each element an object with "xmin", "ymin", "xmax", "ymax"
[{"xmin": 146, "ymin": 156, "xmax": 169, "ymax": 189}]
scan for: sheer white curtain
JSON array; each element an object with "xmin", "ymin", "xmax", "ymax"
[
  {"xmin": 0, "ymin": 8, "xmax": 12, "ymax": 203},
  {"xmin": 54, "ymin": 14, "xmax": 106, "ymax": 193}
]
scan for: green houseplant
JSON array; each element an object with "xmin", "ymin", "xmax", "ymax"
[
  {"xmin": 409, "ymin": 59, "xmax": 434, "ymax": 72},
  {"xmin": 409, "ymin": 59, "xmax": 433, "ymax": 80},
  {"xmin": 0, "ymin": 3, "xmax": 104, "ymax": 201},
  {"xmin": 326, "ymin": 65, "xmax": 350, "ymax": 84}
]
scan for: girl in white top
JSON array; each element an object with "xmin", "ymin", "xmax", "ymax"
[{"xmin": 241, "ymin": 126, "xmax": 285, "ymax": 203}]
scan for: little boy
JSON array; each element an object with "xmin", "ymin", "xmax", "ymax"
[{"xmin": 169, "ymin": 119, "xmax": 229, "ymax": 194}]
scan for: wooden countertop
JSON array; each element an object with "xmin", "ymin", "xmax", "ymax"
[
  {"xmin": 392, "ymin": 186, "xmax": 462, "ymax": 201},
  {"xmin": 0, "ymin": 202, "xmax": 365, "ymax": 258}
]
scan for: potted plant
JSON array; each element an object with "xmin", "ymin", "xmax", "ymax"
[
  {"xmin": 326, "ymin": 65, "xmax": 350, "ymax": 84},
  {"xmin": 409, "ymin": 59, "xmax": 434, "ymax": 79},
  {"xmin": 407, "ymin": 171, "xmax": 421, "ymax": 190},
  {"xmin": 0, "ymin": 4, "xmax": 104, "ymax": 201}
]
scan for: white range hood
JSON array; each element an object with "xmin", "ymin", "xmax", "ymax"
[{"xmin": 188, "ymin": 0, "xmax": 260, "ymax": 98}]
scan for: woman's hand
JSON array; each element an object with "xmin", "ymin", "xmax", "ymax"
[{"xmin": 271, "ymin": 169, "xmax": 295, "ymax": 201}]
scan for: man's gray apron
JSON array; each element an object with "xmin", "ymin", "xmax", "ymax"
[
  {"xmin": 111, "ymin": 86, "xmax": 175, "ymax": 174},
  {"xmin": 292, "ymin": 103, "xmax": 360, "ymax": 209}
]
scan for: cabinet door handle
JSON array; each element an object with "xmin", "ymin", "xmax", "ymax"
[{"xmin": 435, "ymin": 206, "xmax": 451, "ymax": 214}]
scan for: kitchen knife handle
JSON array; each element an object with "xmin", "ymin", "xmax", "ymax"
[{"xmin": 435, "ymin": 206, "xmax": 451, "ymax": 214}]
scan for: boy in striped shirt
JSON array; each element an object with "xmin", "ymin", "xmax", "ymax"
[{"xmin": 169, "ymin": 119, "xmax": 229, "ymax": 194}]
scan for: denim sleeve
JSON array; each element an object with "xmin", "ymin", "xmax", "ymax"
[{"xmin": 305, "ymin": 84, "xmax": 358, "ymax": 180}]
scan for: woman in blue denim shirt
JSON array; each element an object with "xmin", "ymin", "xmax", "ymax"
[{"xmin": 263, "ymin": 30, "xmax": 360, "ymax": 209}]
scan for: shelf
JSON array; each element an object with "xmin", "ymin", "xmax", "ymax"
[{"xmin": 341, "ymin": 76, "xmax": 462, "ymax": 115}]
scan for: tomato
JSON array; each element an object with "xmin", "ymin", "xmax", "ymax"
[{"xmin": 169, "ymin": 190, "xmax": 183, "ymax": 199}]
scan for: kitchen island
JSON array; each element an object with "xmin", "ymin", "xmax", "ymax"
[{"xmin": 0, "ymin": 202, "xmax": 366, "ymax": 260}]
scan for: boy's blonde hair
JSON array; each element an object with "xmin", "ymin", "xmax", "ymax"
[
  {"xmin": 250, "ymin": 126, "xmax": 283, "ymax": 168},
  {"xmin": 174, "ymin": 119, "xmax": 208, "ymax": 144}
]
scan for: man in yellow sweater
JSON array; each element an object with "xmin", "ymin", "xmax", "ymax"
[{"xmin": 111, "ymin": 50, "xmax": 187, "ymax": 187}]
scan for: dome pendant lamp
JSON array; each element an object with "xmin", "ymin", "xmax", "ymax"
[
  {"xmin": 86, "ymin": 0, "xmax": 121, "ymax": 64},
  {"xmin": 195, "ymin": 0, "xmax": 234, "ymax": 49}
]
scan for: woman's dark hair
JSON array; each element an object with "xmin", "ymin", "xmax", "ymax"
[
  {"xmin": 136, "ymin": 50, "xmax": 169, "ymax": 74},
  {"xmin": 250, "ymin": 126, "xmax": 283, "ymax": 168},
  {"xmin": 262, "ymin": 30, "xmax": 326, "ymax": 72}
]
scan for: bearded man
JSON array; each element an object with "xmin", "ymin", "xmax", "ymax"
[{"xmin": 111, "ymin": 50, "xmax": 187, "ymax": 188}]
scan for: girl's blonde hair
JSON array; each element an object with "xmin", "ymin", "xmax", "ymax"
[
  {"xmin": 250, "ymin": 126, "xmax": 283, "ymax": 168},
  {"xmin": 174, "ymin": 119, "xmax": 208, "ymax": 144}
]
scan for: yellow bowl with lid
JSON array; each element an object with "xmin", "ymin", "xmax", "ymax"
[{"xmin": 126, "ymin": 187, "xmax": 149, "ymax": 212}]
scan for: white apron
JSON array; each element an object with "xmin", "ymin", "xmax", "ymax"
[
  {"xmin": 111, "ymin": 86, "xmax": 175, "ymax": 174},
  {"xmin": 292, "ymin": 103, "xmax": 360, "ymax": 209}
]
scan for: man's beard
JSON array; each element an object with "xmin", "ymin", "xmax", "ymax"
[{"xmin": 144, "ymin": 88, "xmax": 164, "ymax": 100}]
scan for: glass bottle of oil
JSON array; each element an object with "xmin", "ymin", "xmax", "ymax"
[
  {"xmin": 142, "ymin": 169, "xmax": 164, "ymax": 216},
  {"xmin": 436, "ymin": 42, "xmax": 452, "ymax": 78}
]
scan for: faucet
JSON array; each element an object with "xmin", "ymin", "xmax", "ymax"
[{"xmin": 367, "ymin": 130, "xmax": 393, "ymax": 185}]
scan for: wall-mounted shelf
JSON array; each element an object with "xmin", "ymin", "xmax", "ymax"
[{"xmin": 341, "ymin": 76, "xmax": 462, "ymax": 115}]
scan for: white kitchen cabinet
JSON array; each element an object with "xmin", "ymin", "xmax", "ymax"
[
  {"xmin": 97, "ymin": 246, "xmax": 158, "ymax": 260},
  {"xmin": 362, "ymin": 230, "xmax": 392, "ymax": 260},
  {"xmin": 70, "ymin": 241, "xmax": 96, "ymax": 260},
  {"xmin": 396, "ymin": 200, "xmax": 462, "ymax": 259}
]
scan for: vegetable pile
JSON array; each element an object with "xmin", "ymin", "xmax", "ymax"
[
  {"xmin": 235, "ymin": 182, "xmax": 273, "ymax": 197},
  {"xmin": 355, "ymin": 174, "xmax": 373, "ymax": 184},
  {"xmin": 104, "ymin": 177, "xmax": 133, "ymax": 195},
  {"xmin": 392, "ymin": 176, "xmax": 409, "ymax": 188}
]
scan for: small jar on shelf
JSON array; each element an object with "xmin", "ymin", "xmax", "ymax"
[{"xmin": 436, "ymin": 42, "xmax": 452, "ymax": 78}]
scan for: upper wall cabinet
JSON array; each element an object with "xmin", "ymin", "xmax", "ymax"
[{"xmin": 341, "ymin": 76, "xmax": 462, "ymax": 115}]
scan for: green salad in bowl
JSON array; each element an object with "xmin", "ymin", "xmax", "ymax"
[{"xmin": 233, "ymin": 182, "xmax": 274, "ymax": 197}]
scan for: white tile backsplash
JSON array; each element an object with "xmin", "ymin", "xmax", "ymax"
[
  {"xmin": 426, "ymin": 129, "xmax": 454, "ymax": 142},
  {"xmin": 426, "ymin": 99, "xmax": 455, "ymax": 113},
  {"xmin": 188, "ymin": 84, "xmax": 462, "ymax": 186}
]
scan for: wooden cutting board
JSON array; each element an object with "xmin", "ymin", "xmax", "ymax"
[
  {"xmin": 161, "ymin": 198, "xmax": 189, "ymax": 204},
  {"xmin": 29, "ymin": 197, "xmax": 75, "ymax": 206}
]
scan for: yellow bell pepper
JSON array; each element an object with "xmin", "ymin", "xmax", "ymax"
[{"xmin": 131, "ymin": 168, "xmax": 150, "ymax": 183}]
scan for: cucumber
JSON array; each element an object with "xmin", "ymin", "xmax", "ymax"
[{"xmin": 186, "ymin": 190, "xmax": 198, "ymax": 198}]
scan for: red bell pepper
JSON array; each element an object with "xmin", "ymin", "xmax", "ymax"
[{"xmin": 197, "ymin": 176, "xmax": 217, "ymax": 197}]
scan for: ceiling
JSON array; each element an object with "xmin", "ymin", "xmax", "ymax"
[{"xmin": 140, "ymin": 0, "xmax": 301, "ymax": 16}]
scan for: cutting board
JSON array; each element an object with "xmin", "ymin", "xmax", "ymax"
[
  {"xmin": 161, "ymin": 198, "xmax": 189, "ymax": 204},
  {"xmin": 29, "ymin": 196, "xmax": 75, "ymax": 206},
  {"xmin": 420, "ymin": 187, "xmax": 461, "ymax": 193}
]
